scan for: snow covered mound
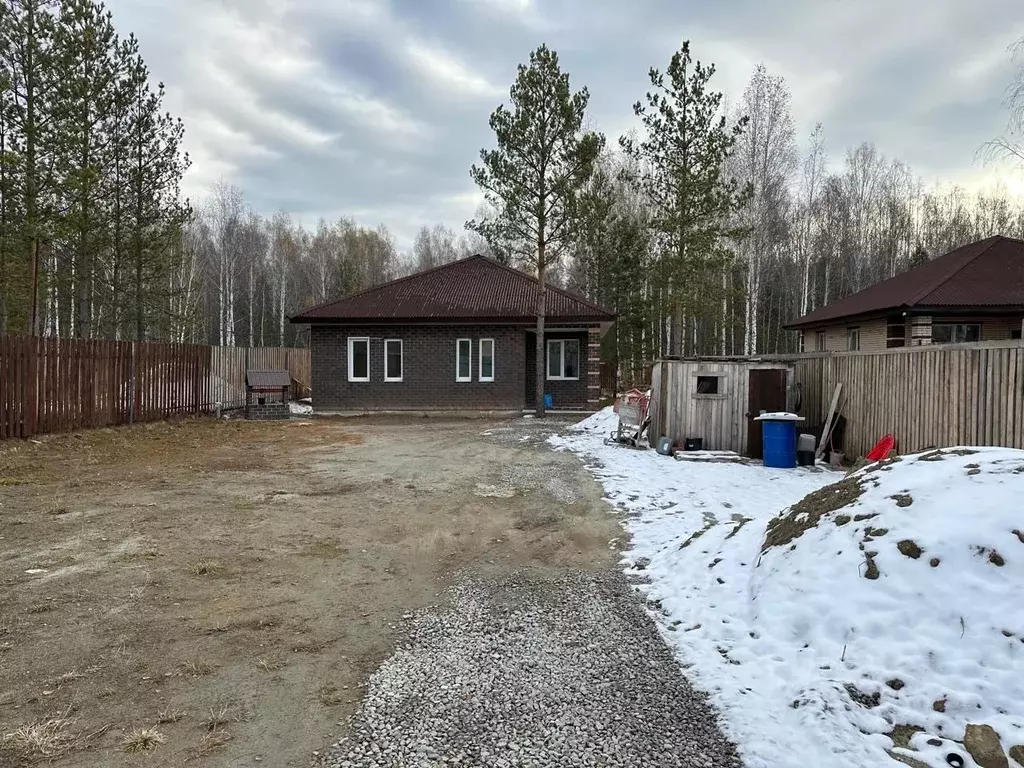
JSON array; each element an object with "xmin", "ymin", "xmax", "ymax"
[
  {"xmin": 754, "ymin": 447, "xmax": 1024, "ymax": 767},
  {"xmin": 570, "ymin": 405, "xmax": 619, "ymax": 434}
]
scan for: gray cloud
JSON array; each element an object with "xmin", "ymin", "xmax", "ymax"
[{"xmin": 106, "ymin": 0, "xmax": 1024, "ymax": 248}]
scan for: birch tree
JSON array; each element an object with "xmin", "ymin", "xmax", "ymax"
[
  {"xmin": 468, "ymin": 44, "xmax": 604, "ymax": 416},
  {"xmin": 732, "ymin": 65, "xmax": 796, "ymax": 354}
]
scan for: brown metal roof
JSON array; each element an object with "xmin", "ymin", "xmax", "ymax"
[
  {"xmin": 246, "ymin": 370, "xmax": 291, "ymax": 388},
  {"xmin": 290, "ymin": 255, "xmax": 616, "ymax": 324},
  {"xmin": 786, "ymin": 235, "xmax": 1024, "ymax": 329}
]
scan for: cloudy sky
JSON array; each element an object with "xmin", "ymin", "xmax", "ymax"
[{"xmin": 105, "ymin": 0, "xmax": 1024, "ymax": 249}]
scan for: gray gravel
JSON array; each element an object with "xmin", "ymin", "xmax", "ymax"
[{"xmin": 315, "ymin": 570, "xmax": 742, "ymax": 768}]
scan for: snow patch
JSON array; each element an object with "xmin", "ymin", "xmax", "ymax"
[
  {"xmin": 551, "ymin": 408, "xmax": 1024, "ymax": 768},
  {"xmin": 289, "ymin": 401, "xmax": 313, "ymax": 416}
]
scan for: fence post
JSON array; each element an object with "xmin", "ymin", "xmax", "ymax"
[
  {"xmin": 129, "ymin": 342, "xmax": 136, "ymax": 426},
  {"xmin": 25, "ymin": 336, "xmax": 38, "ymax": 437}
]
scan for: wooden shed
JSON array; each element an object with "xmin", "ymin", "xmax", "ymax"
[{"xmin": 650, "ymin": 358, "xmax": 798, "ymax": 458}]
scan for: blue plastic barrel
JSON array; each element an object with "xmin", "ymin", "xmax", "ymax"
[
  {"xmin": 544, "ymin": 393, "xmax": 554, "ymax": 409},
  {"xmin": 762, "ymin": 419, "xmax": 797, "ymax": 468}
]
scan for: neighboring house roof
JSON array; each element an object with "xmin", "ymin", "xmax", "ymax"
[
  {"xmin": 786, "ymin": 235, "xmax": 1024, "ymax": 329},
  {"xmin": 290, "ymin": 254, "xmax": 616, "ymax": 324}
]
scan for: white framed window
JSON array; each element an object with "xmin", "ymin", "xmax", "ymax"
[
  {"xmin": 384, "ymin": 339, "xmax": 403, "ymax": 382},
  {"xmin": 348, "ymin": 337, "xmax": 370, "ymax": 382},
  {"xmin": 456, "ymin": 338, "xmax": 472, "ymax": 382},
  {"xmin": 547, "ymin": 338, "xmax": 580, "ymax": 380},
  {"xmin": 479, "ymin": 339, "xmax": 495, "ymax": 382}
]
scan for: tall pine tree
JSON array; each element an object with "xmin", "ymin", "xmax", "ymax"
[
  {"xmin": 621, "ymin": 40, "xmax": 750, "ymax": 357},
  {"xmin": 468, "ymin": 44, "xmax": 604, "ymax": 416}
]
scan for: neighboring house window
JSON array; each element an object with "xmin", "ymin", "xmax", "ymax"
[
  {"xmin": 348, "ymin": 338, "xmax": 370, "ymax": 382},
  {"xmin": 456, "ymin": 339, "xmax": 472, "ymax": 382},
  {"xmin": 816, "ymin": 331, "xmax": 826, "ymax": 351},
  {"xmin": 547, "ymin": 339, "xmax": 580, "ymax": 380},
  {"xmin": 384, "ymin": 339, "xmax": 403, "ymax": 382},
  {"xmin": 932, "ymin": 323, "xmax": 980, "ymax": 344},
  {"xmin": 479, "ymin": 339, "xmax": 495, "ymax": 382},
  {"xmin": 847, "ymin": 327, "xmax": 861, "ymax": 352},
  {"xmin": 886, "ymin": 319, "xmax": 907, "ymax": 348},
  {"xmin": 1013, "ymin": 329, "xmax": 1022, "ymax": 340}
]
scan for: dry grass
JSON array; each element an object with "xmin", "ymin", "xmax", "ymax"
[
  {"xmin": 27, "ymin": 602, "xmax": 56, "ymax": 614},
  {"xmin": 189, "ymin": 729, "xmax": 234, "ymax": 759},
  {"xmin": 317, "ymin": 683, "xmax": 345, "ymax": 706},
  {"xmin": 156, "ymin": 708, "xmax": 186, "ymax": 724},
  {"xmin": 1, "ymin": 713, "xmax": 78, "ymax": 759},
  {"xmin": 120, "ymin": 727, "xmax": 167, "ymax": 753},
  {"xmin": 201, "ymin": 702, "xmax": 246, "ymax": 732},
  {"xmin": 183, "ymin": 660, "xmax": 215, "ymax": 677},
  {"xmin": 52, "ymin": 670, "xmax": 84, "ymax": 688},
  {"xmin": 191, "ymin": 561, "xmax": 223, "ymax": 577},
  {"xmin": 254, "ymin": 656, "xmax": 285, "ymax": 672}
]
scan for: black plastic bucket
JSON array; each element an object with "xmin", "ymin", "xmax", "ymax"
[{"xmin": 684, "ymin": 437, "xmax": 703, "ymax": 451}]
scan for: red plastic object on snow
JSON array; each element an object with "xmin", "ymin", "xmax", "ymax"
[{"xmin": 865, "ymin": 434, "xmax": 896, "ymax": 462}]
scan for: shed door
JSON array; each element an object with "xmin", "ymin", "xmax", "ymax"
[{"xmin": 747, "ymin": 369, "xmax": 787, "ymax": 459}]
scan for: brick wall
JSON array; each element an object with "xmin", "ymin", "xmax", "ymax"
[
  {"xmin": 311, "ymin": 324, "xmax": 527, "ymax": 411},
  {"xmin": 311, "ymin": 323, "xmax": 601, "ymax": 412},
  {"xmin": 524, "ymin": 329, "xmax": 592, "ymax": 410},
  {"xmin": 247, "ymin": 402, "xmax": 289, "ymax": 420}
]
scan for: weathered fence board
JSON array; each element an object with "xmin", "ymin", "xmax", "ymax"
[
  {"xmin": 789, "ymin": 342, "xmax": 1024, "ymax": 456},
  {"xmin": 0, "ymin": 336, "xmax": 311, "ymax": 440},
  {"xmin": 653, "ymin": 342, "xmax": 1024, "ymax": 458}
]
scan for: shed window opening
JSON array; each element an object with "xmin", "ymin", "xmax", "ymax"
[
  {"xmin": 932, "ymin": 323, "xmax": 980, "ymax": 344},
  {"xmin": 815, "ymin": 331, "xmax": 826, "ymax": 352},
  {"xmin": 847, "ymin": 327, "xmax": 861, "ymax": 352},
  {"xmin": 456, "ymin": 339, "xmax": 472, "ymax": 382},
  {"xmin": 348, "ymin": 338, "xmax": 370, "ymax": 382},
  {"xmin": 547, "ymin": 339, "xmax": 580, "ymax": 380},
  {"xmin": 479, "ymin": 339, "xmax": 495, "ymax": 382},
  {"xmin": 696, "ymin": 376, "xmax": 720, "ymax": 395},
  {"xmin": 384, "ymin": 339, "xmax": 403, "ymax": 382}
]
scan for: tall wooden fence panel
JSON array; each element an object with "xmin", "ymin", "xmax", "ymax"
[
  {"xmin": 0, "ymin": 337, "xmax": 311, "ymax": 440},
  {"xmin": 790, "ymin": 342, "xmax": 1024, "ymax": 456}
]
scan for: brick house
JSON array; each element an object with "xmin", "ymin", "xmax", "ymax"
[
  {"xmin": 786, "ymin": 235, "xmax": 1024, "ymax": 352},
  {"xmin": 290, "ymin": 255, "xmax": 615, "ymax": 412}
]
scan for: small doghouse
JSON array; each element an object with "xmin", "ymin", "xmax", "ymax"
[{"xmin": 245, "ymin": 369, "xmax": 291, "ymax": 420}]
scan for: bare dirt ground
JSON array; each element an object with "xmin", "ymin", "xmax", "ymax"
[{"xmin": 0, "ymin": 414, "xmax": 622, "ymax": 767}]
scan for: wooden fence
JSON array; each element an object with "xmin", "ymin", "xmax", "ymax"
[
  {"xmin": 791, "ymin": 341, "xmax": 1024, "ymax": 457},
  {"xmin": 0, "ymin": 336, "xmax": 311, "ymax": 440}
]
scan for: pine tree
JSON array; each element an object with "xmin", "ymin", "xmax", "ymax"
[
  {"xmin": 51, "ymin": 0, "xmax": 120, "ymax": 338},
  {"xmin": 0, "ymin": 0, "xmax": 59, "ymax": 334},
  {"xmin": 621, "ymin": 40, "xmax": 750, "ymax": 357},
  {"xmin": 0, "ymin": 66, "xmax": 24, "ymax": 334},
  {"xmin": 124, "ymin": 58, "xmax": 190, "ymax": 340},
  {"xmin": 908, "ymin": 243, "xmax": 930, "ymax": 269},
  {"xmin": 468, "ymin": 44, "xmax": 604, "ymax": 416}
]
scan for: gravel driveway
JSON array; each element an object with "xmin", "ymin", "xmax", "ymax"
[{"xmin": 316, "ymin": 568, "xmax": 741, "ymax": 768}]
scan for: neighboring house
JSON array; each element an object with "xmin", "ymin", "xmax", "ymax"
[
  {"xmin": 786, "ymin": 235, "xmax": 1024, "ymax": 352},
  {"xmin": 290, "ymin": 255, "xmax": 615, "ymax": 412}
]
